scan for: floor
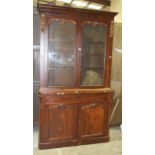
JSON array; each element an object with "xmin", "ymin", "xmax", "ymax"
[{"xmin": 33, "ymin": 126, "xmax": 122, "ymax": 155}]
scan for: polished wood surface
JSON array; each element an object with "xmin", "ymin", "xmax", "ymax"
[{"xmin": 38, "ymin": 4, "xmax": 117, "ymax": 149}]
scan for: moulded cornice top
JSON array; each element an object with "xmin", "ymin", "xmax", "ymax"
[{"xmin": 37, "ymin": 3, "xmax": 118, "ymax": 18}]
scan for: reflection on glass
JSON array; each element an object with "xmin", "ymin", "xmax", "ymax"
[
  {"xmin": 48, "ymin": 68, "xmax": 74, "ymax": 86},
  {"xmin": 48, "ymin": 20, "xmax": 76, "ymax": 86},
  {"xmin": 48, "ymin": 52, "xmax": 75, "ymax": 68},
  {"xmin": 82, "ymin": 55, "xmax": 105, "ymax": 68},
  {"xmin": 81, "ymin": 23, "xmax": 106, "ymax": 86}
]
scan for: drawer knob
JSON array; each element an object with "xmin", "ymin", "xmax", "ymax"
[
  {"xmin": 49, "ymin": 104, "xmax": 66, "ymax": 111},
  {"xmin": 59, "ymin": 104, "xmax": 65, "ymax": 109},
  {"xmin": 75, "ymin": 91, "xmax": 80, "ymax": 95},
  {"xmin": 57, "ymin": 92, "xmax": 65, "ymax": 95},
  {"xmin": 78, "ymin": 48, "xmax": 82, "ymax": 52},
  {"xmin": 91, "ymin": 103, "xmax": 97, "ymax": 107}
]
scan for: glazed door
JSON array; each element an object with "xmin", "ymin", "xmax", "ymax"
[
  {"xmin": 47, "ymin": 103, "xmax": 77, "ymax": 142},
  {"xmin": 78, "ymin": 102, "xmax": 108, "ymax": 139},
  {"xmin": 80, "ymin": 22, "xmax": 107, "ymax": 86},
  {"xmin": 47, "ymin": 19, "xmax": 76, "ymax": 87}
]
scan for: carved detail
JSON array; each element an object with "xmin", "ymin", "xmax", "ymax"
[
  {"xmin": 48, "ymin": 104, "xmax": 74, "ymax": 111},
  {"xmin": 48, "ymin": 18, "xmax": 76, "ymax": 25},
  {"xmin": 38, "ymin": 94, "xmax": 42, "ymax": 98},
  {"xmin": 39, "ymin": 94, "xmax": 43, "ymax": 109},
  {"xmin": 81, "ymin": 103, "xmax": 97, "ymax": 109},
  {"xmin": 109, "ymin": 20, "xmax": 114, "ymax": 38},
  {"xmin": 81, "ymin": 21, "xmax": 106, "ymax": 26},
  {"xmin": 40, "ymin": 14, "xmax": 46, "ymax": 31}
]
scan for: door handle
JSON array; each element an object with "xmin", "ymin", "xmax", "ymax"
[
  {"xmin": 49, "ymin": 104, "xmax": 66, "ymax": 111},
  {"xmin": 82, "ymin": 103, "xmax": 97, "ymax": 109},
  {"xmin": 56, "ymin": 92, "xmax": 65, "ymax": 95},
  {"xmin": 58, "ymin": 104, "xmax": 66, "ymax": 109}
]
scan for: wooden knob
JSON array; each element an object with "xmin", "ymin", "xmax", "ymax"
[
  {"xmin": 59, "ymin": 104, "xmax": 65, "ymax": 109},
  {"xmin": 78, "ymin": 48, "xmax": 82, "ymax": 52}
]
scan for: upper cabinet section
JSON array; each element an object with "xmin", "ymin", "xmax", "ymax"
[
  {"xmin": 38, "ymin": 5, "xmax": 117, "ymax": 88},
  {"xmin": 48, "ymin": 20, "xmax": 76, "ymax": 86}
]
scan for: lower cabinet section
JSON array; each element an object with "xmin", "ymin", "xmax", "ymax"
[{"xmin": 39, "ymin": 89, "xmax": 113, "ymax": 149}]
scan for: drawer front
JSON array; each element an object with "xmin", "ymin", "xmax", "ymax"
[
  {"xmin": 46, "ymin": 93, "xmax": 112, "ymax": 104},
  {"xmin": 77, "ymin": 94, "xmax": 111, "ymax": 103},
  {"xmin": 46, "ymin": 95, "xmax": 77, "ymax": 104}
]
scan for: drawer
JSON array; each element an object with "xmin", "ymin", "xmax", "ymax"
[
  {"xmin": 77, "ymin": 94, "xmax": 111, "ymax": 103},
  {"xmin": 46, "ymin": 95, "xmax": 78, "ymax": 104},
  {"xmin": 46, "ymin": 93, "xmax": 112, "ymax": 104}
]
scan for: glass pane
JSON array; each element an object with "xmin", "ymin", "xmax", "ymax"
[
  {"xmin": 83, "ymin": 42, "xmax": 105, "ymax": 55},
  {"xmin": 48, "ymin": 20, "xmax": 75, "ymax": 41},
  {"xmin": 48, "ymin": 42, "xmax": 75, "ymax": 68},
  {"xmin": 82, "ymin": 54, "xmax": 105, "ymax": 68},
  {"xmin": 48, "ymin": 20, "xmax": 76, "ymax": 86},
  {"xmin": 81, "ymin": 23, "xmax": 106, "ymax": 86},
  {"xmin": 48, "ymin": 68, "xmax": 74, "ymax": 86}
]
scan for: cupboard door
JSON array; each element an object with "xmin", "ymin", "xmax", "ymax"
[
  {"xmin": 80, "ymin": 22, "xmax": 107, "ymax": 86},
  {"xmin": 47, "ymin": 20, "xmax": 76, "ymax": 86},
  {"xmin": 79, "ymin": 102, "xmax": 107, "ymax": 139},
  {"xmin": 47, "ymin": 103, "xmax": 77, "ymax": 142}
]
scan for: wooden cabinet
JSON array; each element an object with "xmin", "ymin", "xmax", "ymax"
[{"xmin": 38, "ymin": 4, "xmax": 117, "ymax": 149}]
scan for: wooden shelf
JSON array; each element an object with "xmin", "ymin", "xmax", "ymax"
[
  {"xmin": 82, "ymin": 66, "xmax": 103, "ymax": 69},
  {"xmin": 49, "ymin": 40, "xmax": 75, "ymax": 42}
]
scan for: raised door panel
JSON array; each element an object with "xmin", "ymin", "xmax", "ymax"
[
  {"xmin": 79, "ymin": 102, "xmax": 107, "ymax": 139},
  {"xmin": 47, "ymin": 103, "xmax": 77, "ymax": 142}
]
